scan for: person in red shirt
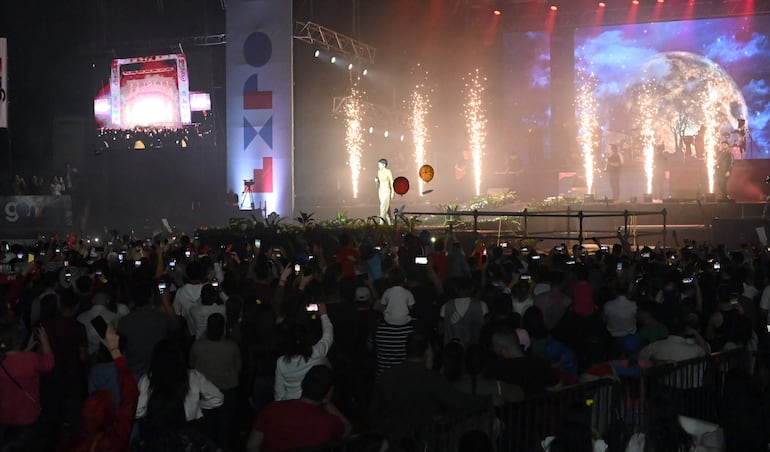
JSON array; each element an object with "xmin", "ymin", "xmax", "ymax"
[
  {"xmin": 428, "ymin": 239, "xmax": 449, "ymax": 281},
  {"xmin": 0, "ymin": 324, "xmax": 54, "ymax": 448},
  {"xmin": 334, "ymin": 235, "xmax": 360, "ymax": 279},
  {"xmin": 246, "ymin": 365, "xmax": 351, "ymax": 452}
]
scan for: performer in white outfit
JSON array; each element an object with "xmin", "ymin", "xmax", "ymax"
[{"xmin": 376, "ymin": 158, "xmax": 394, "ymax": 224}]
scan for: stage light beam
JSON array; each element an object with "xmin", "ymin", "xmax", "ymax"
[{"xmin": 464, "ymin": 69, "xmax": 487, "ymax": 197}]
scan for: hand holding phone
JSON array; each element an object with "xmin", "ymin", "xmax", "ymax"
[{"xmin": 90, "ymin": 316, "xmax": 109, "ymax": 339}]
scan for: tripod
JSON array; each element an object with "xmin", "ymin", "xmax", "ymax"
[{"xmin": 241, "ymin": 182, "xmax": 256, "ymax": 209}]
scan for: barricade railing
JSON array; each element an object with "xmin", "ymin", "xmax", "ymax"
[
  {"xmin": 301, "ymin": 349, "xmax": 745, "ymax": 452},
  {"xmin": 400, "ymin": 208, "xmax": 668, "ymax": 246}
]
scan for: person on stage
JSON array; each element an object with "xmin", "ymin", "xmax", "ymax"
[
  {"xmin": 716, "ymin": 141, "xmax": 734, "ymax": 199},
  {"xmin": 376, "ymin": 158, "xmax": 394, "ymax": 224},
  {"xmin": 605, "ymin": 144, "xmax": 623, "ymax": 201}
]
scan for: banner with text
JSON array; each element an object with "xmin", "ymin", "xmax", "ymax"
[
  {"xmin": 226, "ymin": 0, "xmax": 293, "ymax": 216},
  {"xmin": 0, "ymin": 196, "xmax": 73, "ymax": 234},
  {"xmin": 0, "ymin": 38, "xmax": 7, "ymax": 128}
]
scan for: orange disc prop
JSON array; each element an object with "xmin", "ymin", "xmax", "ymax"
[{"xmin": 419, "ymin": 164, "xmax": 435, "ymax": 183}]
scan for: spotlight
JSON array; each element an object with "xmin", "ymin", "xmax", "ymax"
[
  {"xmin": 550, "ymin": 5, "xmax": 558, "ymax": 11},
  {"xmin": 657, "ymin": 0, "xmax": 664, "ymax": 2},
  {"xmin": 362, "ymin": 68, "xmax": 368, "ymax": 76},
  {"xmin": 331, "ymin": 56, "xmax": 336, "ymax": 63},
  {"xmin": 384, "ymin": 130, "xmax": 389, "ymax": 138},
  {"xmin": 631, "ymin": 0, "xmax": 639, "ymax": 4},
  {"xmin": 598, "ymin": 1, "xmax": 606, "ymax": 6},
  {"xmin": 314, "ymin": 49, "xmax": 320, "ymax": 58},
  {"xmin": 493, "ymin": 9, "xmax": 502, "ymax": 16},
  {"xmin": 368, "ymin": 127, "xmax": 374, "ymax": 134},
  {"xmin": 348, "ymin": 63, "xmax": 353, "ymax": 70},
  {"xmin": 400, "ymin": 135, "xmax": 405, "ymax": 142}
]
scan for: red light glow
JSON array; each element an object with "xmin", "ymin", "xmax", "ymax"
[
  {"xmin": 493, "ymin": 9, "xmax": 502, "ymax": 16},
  {"xmin": 550, "ymin": 5, "xmax": 558, "ymax": 11},
  {"xmin": 632, "ymin": 0, "xmax": 639, "ymax": 4},
  {"xmin": 598, "ymin": 2, "xmax": 606, "ymax": 6}
]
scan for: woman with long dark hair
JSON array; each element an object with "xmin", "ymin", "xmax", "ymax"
[
  {"xmin": 274, "ymin": 303, "xmax": 333, "ymax": 401},
  {"xmin": 135, "ymin": 339, "xmax": 223, "ymax": 425}
]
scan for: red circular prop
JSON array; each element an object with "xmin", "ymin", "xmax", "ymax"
[{"xmin": 393, "ymin": 176, "xmax": 410, "ymax": 195}]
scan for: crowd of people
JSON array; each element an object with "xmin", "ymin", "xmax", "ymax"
[
  {"xmin": 96, "ymin": 123, "xmax": 215, "ymax": 152},
  {"xmin": 4, "ymin": 164, "xmax": 78, "ymax": 197},
  {"xmin": 0, "ymin": 230, "xmax": 769, "ymax": 451}
]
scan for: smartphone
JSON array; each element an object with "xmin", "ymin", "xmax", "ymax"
[
  {"xmin": 714, "ymin": 262, "xmax": 721, "ymax": 271},
  {"xmin": 766, "ymin": 324, "xmax": 770, "ymax": 333},
  {"xmin": 600, "ymin": 245, "xmax": 609, "ymax": 251},
  {"xmin": 555, "ymin": 246, "xmax": 564, "ymax": 252},
  {"xmin": 616, "ymin": 262, "xmax": 623, "ymax": 271},
  {"xmin": 415, "ymin": 256, "xmax": 428, "ymax": 265},
  {"xmin": 566, "ymin": 260, "xmax": 576, "ymax": 265},
  {"xmin": 521, "ymin": 246, "xmax": 529, "ymax": 252},
  {"xmin": 531, "ymin": 254, "xmax": 541, "ymax": 261},
  {"xmin": 118, "ymin": 253, "xmax": 125, "ymax": 263},
  {"xmin": 305, "ymin": 303, "xmax": 319, "ymax": 312},
  {"xmin": 27, "ymin": 254, "xmax": 35, "ymax": 263},
  {"xmin": 254, "ymin": 239, "xmax": 261, "ymax": 248},
  {"xmin": 64, "ymin": 260, "xmax": 70, "ymax": 267},
  {"xmin": 682, "ymin": 277, "xmax": 694, "ymax": 285},
  {"xmin": 641, "ymin": 252, "xmax": 650, "ymax": 258},
  {"xmin": 520, "ymin": 274, "xmax": 532, "ymax": 280},
  {"xmin": 294, "ymin": 263, "xmax": 301, "ymax": 275},
  {"xmin": 90, "ymin": 316, "xmax": 108, "ymax": 339},
  {"xmin": 500, "ymin": 242, "xmax": 508, "ymax": 248},
  {"xmin": 184, "ymin": 250, "xmax": 192, "ymax": 258},
  {"xmin": 211, "ymin": 278, "xmax": 220, "ymax": 288},
  {"xmin": 169, "ymin": 259, "xmax": 176, "ymax": 269},
  {"xmin": 134, "ymin": 260, "xmax": 142, "ymax": 268},
  {"xmin": 157, "ymin": 281, "xmax": 167, "ymax": 294},
  {"xmin": 374, "ymin": 246, "xmax": 381, "ymax": 251}
]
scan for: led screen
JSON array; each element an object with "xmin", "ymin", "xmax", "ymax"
[
  {"xmin": 503, "ymin": 31, "xmax": 551, "ymax": 164},
  {"xmin": 575, "ymin": 16, "xmax": 770, "ymax": 159}
]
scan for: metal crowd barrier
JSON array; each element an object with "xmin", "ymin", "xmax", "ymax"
[{"xmin": 301, "ymin": 349, "xmax": 745, "ymax": 452}]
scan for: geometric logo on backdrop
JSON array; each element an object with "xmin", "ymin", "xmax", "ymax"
[
  {"xmin": 243, "ymin": 116, "xmax": 273, "ymax": 150},
  {"xmin": 252, "ymin": 157, "xmax": 273, "ymax": 193}
]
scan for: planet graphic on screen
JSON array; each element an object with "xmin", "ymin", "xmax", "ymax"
[{"xmin": 627, "ymin": 51, "xmax": 748, "ymax": 148}]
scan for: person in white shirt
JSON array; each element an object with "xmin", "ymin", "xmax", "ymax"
[
  {"xmin": 77, "ymin": 291, "xmax": 123, "ymax": 355},
  {"xmin": 135, "ymin": 338, "xmax": 223, "ymax": 422},
  {"xmin": 189, "ymin": 284, "xmax": 226, "ymax": 339},
  {"xmin": 378, "ymin": 268, "xmax": 415, "ymax": 326},
  {"xmin": 511, "ymin": 280, "xmax": 534, "ymax": 317},
  {"xmin": 603, "ymin": 285, "xmax": 637, "ymax": 338},
  {"xmin": 172, "ymin": 262, "xmax": 206, "ymax": 335},
  {"xmin": 274, "ymin": 303, "xmax": 334, "ymax": 401}
]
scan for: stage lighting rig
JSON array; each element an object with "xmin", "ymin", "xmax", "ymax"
[{"xmin": 294, "ymin": 21, "xmax": 376, "ymax": 66}]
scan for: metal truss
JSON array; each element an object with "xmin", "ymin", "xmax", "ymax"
[
  {"xmin": 332, "ymin": 95, "xmax": 407, "ymax": 128},
  {"xmin": 294, "ymin": 21, "xmax": 376, "ymax": 65}
]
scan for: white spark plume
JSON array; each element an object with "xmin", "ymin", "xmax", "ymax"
[{"xmin": 464, "ymin": 69, "xmax": 487, "ymax": 197}]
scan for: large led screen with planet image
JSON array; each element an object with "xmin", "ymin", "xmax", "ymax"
[{"xmin": 575, "ymin": 15, "xmax": 770, "ymax": 160}]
